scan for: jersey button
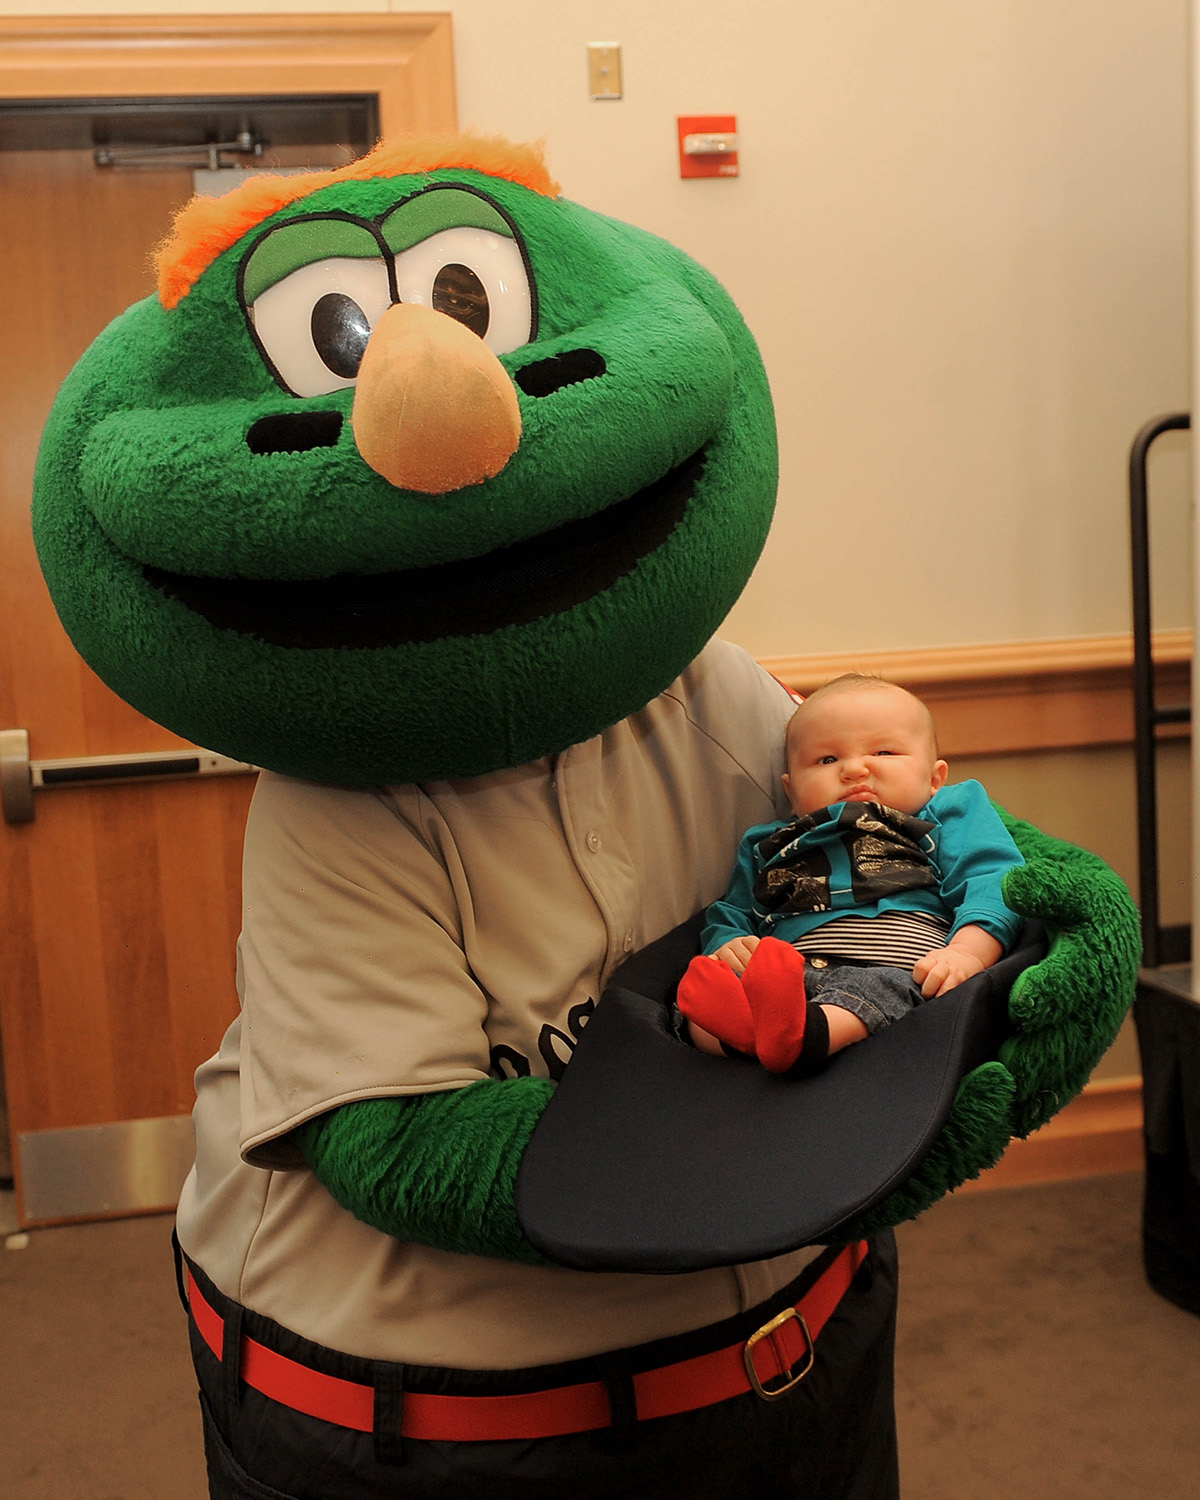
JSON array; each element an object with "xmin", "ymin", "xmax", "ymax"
[{"xmin": 586, "ymin": 830, "xmax": 602, "ymax": 852}]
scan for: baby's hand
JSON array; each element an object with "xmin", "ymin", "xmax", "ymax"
[
  {"xmin": 713, "ymin": 935, "xmax": 760, "ymax": 975},
  {"xmin": 912, "ymin": 945, "xmax": 985, "ymax": 999}
]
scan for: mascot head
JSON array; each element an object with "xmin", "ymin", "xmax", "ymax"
[{"xmin": 33, "ymin": 134, "xmax": 777, "ymax": 783}]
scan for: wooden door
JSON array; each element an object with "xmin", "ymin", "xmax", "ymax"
[
  {"xmin": 0, "ymin": 147, "xmax": 258, "ymax": 1228},
  {"xmin": 0, "ymin": 17, "xmax": 457, "ymax": 1228}
]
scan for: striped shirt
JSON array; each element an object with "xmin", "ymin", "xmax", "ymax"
[{"xmin": 793, "ymin": 910, "xmax": 951, "ymax": 969}]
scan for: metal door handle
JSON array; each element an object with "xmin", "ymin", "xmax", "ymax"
[{"xmin": 0, "ymin": 728, "xmax": 257, "ymax": 824}]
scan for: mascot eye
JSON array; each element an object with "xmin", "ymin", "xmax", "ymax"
[
  {"xmin": 392, "ymin": 227, "xmax": 532, "ymax": 354},
  {"xmin": 310, "ymin": 292, "xmax": 373, "ymax": 378},
  {"xmin": 250, "ymin": 257, "xmax": 392, "ymax": 398},
  {"xmin": 430, "ymin": 263, "xmax": 490, "ymax": 338}
]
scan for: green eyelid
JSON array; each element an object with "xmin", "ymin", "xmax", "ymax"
[
  {"xmin": 379, "ymin": 189, "xmax": 515, "ymax": 258},
  {"xmin": 242, "ymin": 218, "xmax": 385, "ymax": 304},
  {"xmin": 240, "ymin": 192, "xmax": 517, "ymax": 306}
]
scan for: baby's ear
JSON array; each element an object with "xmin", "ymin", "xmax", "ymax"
[
  {"xmin": 781, "ymin": 771, "xmax": 792, "ymax": 798},
  {"xmin": 931, "ymin": 759, "xmax": 950, "ymax": 792}
]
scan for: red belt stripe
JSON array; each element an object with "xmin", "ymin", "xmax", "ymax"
[{"xmin": 187, "ymin": 1240, "xmax": 867, "ymax": 1442}]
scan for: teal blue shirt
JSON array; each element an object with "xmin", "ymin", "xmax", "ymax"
[{"xmin": 702, "ymin": 780, "xmax": 1024, "ymax": 956}]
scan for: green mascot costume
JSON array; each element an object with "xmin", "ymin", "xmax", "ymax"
[{"xmin": 33, "ymin": 135, "xmax": 1138, "ymax": 1499}]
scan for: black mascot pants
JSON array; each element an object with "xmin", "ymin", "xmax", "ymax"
[{"xmin": 184, "ymin": 1233, "xmax": 900, "ymax": 1500}]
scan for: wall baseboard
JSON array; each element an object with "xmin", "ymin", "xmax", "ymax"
[
  {"xmin": 957, "ymin": 1077, "xmax": 1144, "ymax": 1195},
  {"xmin": 762, "ymin": 631, "xmax": 1191, "ymax": 757}
]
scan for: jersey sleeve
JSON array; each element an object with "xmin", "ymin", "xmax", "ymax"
[
  {"xmin": 930, "ymin": 781, "xmax": 1025, "ymax": 949},
  {"xmin": 237, "ymin": 772, "xmax": 493, "ymax": 1169}
]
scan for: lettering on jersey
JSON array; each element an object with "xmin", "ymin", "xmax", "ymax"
[
  {"xmin": 488, "ymin": 1044, "xmax": 531, "ymax": 1079},
  {"xmin": 488, "ymin": 997, "xmax": 596, "ymax": 1081}
]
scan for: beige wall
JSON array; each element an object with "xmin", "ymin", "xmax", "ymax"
[
  {"xmin": 454, "ymin": 0, "xmax": 1196, "ymax": 661},
  {"xmin": 5, "ymin": 1, "xmax": 1189, "ymax": 1078}
]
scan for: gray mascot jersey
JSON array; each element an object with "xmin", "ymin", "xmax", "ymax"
[{"xmin": 176, "ymin": 639, "xmax": 824, "ymax": 1368}]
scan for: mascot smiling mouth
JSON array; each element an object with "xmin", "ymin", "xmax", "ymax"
[{"xmin": 143, "ymin": 448, "xmax": 705, "ymax": 649}]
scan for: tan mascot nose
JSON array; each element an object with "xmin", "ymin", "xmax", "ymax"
[{"xmin": 350, "ymin": 302, "xmax": 522, "ymax": 494}]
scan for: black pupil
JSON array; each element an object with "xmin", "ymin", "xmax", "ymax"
[
  {"xmin": 311, "ymin": 293, "xmax": 372, "ymax": 378},
  {"xmin": 431, "ymin": 263, "xmax": 490, "ymax": 338}
]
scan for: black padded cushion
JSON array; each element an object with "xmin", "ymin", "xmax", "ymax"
[{"xmin": 516, "ymin": 915, "xmax": 1047, "ymax": 1273}]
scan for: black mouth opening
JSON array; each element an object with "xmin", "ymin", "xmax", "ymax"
[{"xmin": 142, "ymin": 448, "xmax": 706, "ymax": 649}]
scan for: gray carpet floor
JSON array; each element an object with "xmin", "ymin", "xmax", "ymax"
[
  {"xmin": 1, "ymin": 1171, "xmax": 1196, "ymax": 1498},
  {"xmin": 893, "ymin": 1172, "xmax": 1200, "ymax": 1499}
]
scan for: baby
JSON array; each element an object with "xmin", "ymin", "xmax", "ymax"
[{"xmin": 678, "ymin": 673, "xmax": 1024, "ymax": 1075}]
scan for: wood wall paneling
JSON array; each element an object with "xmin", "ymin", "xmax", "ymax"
[{"xmin": 764, "ymin": 630, "xmax": 1191, "ymax": 757}]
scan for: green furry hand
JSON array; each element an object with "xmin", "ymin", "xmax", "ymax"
[
  {"xmin": 294, "ymin": 1078, "xmax": 556, "ymax": 1263},
  {"xmin": 998, "ymin": 812, "xmax": 1141, "ymax": 1135},
  {"xmin": 830, "ymin": 809, "xmax": 1140, "ymax": 1241}
]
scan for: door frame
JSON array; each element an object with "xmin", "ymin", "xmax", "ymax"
[{"xmin": 0, "ymin": 12, "xmax": 456, "ymax": 136}]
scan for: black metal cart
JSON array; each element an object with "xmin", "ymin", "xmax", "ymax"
[{"xmin": 1128, "ymin": 411, "xmax": 1200, "ymax": 1316}]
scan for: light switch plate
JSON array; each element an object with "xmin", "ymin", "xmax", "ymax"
[{"xmin": 588, "ymin": 43, "xmax": 622, "ymax": 100}]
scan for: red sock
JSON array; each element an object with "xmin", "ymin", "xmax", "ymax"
[
  {"xmin": 741, "ymin": 939, "xmax": 809, "ymax": 1073},
  {"xmin": 676, "ymin": 955, "xmax": 755, "ymax": 1054}
]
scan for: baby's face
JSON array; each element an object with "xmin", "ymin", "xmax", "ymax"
[{"xmin": 782, "ymin": 685, "xmax": 948, "ymax": 818}]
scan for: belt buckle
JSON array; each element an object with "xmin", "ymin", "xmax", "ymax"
[{"xmin": 743, "ymin": 1306, "xmax": 814, "ymax": 1401}]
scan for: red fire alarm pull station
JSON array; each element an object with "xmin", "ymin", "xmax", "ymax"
[{"xmin": 677, "ymin": 115, "xmax": 739, "ymax": 178}]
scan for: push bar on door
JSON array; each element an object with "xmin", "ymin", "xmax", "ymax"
[{"xmin": 0, "ymin": 728, "xmax": 257, "ymax": 825}]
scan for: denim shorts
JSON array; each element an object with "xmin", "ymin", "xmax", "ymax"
[{"xmin": 802, "ymin": 961, "xmax": 924, "ymax": 1036}]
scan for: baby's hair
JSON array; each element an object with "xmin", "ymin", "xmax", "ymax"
[
  {"xmin": 802, "ymin": 672, "xmax": 893, "ymax": 705},
  {"xmin": 787, "ymin": 673, "xmax": 941, "ymax": 755}
]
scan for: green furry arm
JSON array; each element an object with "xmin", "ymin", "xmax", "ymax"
[
  {"xmin": 998, "ymin": 811, "xmax": 1141, "ymax": 1133},
  {"xmin": 829, "ymin": 807, "xmax": 1141, "ymax": 1242},
  {"xmin": 292, "ymin": 1078, "xmax": 555, "ymax": 1264}
]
